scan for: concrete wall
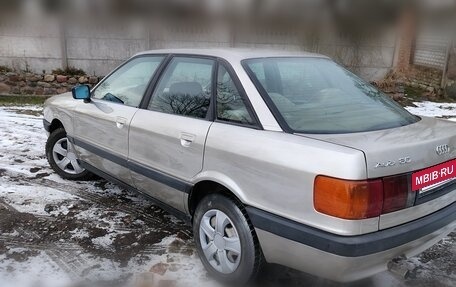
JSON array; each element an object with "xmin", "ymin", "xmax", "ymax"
[
  {"xmin": 0, "ymin": 20, "xmax": 397, "ymax": 81},
  {"xmin": 0, "ymin": 20, "xmax": 62, "ymax": 73},
  {"xmin": 65, "ymin": 23, "xmax": 149, "ymax": 76},
  {"xmin": 318, "ymin": 29, "xmax": 397, "ymax": 80}
]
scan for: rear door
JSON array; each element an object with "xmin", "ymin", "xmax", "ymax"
[
  {"xmin": 73, "ymin": 55, "xmax": 165, "ymax": 184},
  {"xmin": 128, "ymin": 56, "xmax": 215, "ymax": 212}
]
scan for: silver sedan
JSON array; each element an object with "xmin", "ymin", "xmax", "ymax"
[{"xmin": 43, "ymin": 49, "xmax": 456, "ymax": 285}]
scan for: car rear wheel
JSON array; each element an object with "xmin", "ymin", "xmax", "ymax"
[
  {"xmin": 46, "ymin": 128, "xmax": 93, "ymax": 180},
  {"xmin": 193, "ymin": 194, "xmax": 263, "ymax": 285}
]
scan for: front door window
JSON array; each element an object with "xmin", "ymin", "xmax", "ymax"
[{"xmin": 92, "ymin": 56, "xmax": 165, "ymax": 107}]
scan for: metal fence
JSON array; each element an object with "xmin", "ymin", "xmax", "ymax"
[{"xmin": 413, "ymin": 30, "xmax": 450, "ymax": 70}]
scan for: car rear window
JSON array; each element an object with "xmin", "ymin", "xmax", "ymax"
[{"xmin": 243, "ymin": 57, "xmax": 418, "ymax": 134}]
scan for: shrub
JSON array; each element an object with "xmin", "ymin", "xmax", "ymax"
[
  {"xmin": 0, "ymin": 65, "xmax": 12, "ymax": 73},
  {"xmin": 52, "ymin": 67, "xmax": 86, "ymax": 76}
]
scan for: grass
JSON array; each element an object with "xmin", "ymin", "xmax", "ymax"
[
  {"xmin": 0, "ymin": 95, "xmax": 50, "ymax": 106},
  {"xmin": 404, "ymin": 86, "xmax": 426, "ymax": 99},
  {"xmin": 404, "ymin": 86, "xmax": 455, "ymax": 103}
]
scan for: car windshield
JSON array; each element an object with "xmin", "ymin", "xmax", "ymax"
[{"xmin": 244, "ymin": 57, "xmax": 418, "ymax": 134}]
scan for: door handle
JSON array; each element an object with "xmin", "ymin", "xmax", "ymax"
[
  {"xmin": 116, "ymin": 117, "xmax": 127, "ymax": 129},
  {"xmin": 180, "ymin": 133, "xmax": 195, "ymax": 147}
]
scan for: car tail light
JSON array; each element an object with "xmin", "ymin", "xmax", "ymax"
[
  {"xmin": 314, "ymin": 176, "xmax": 383, "ymax": 219},
  {"xmin": 382, "ymin": 174, "xmax": 415, "ymax": 214},
  {"xmin": 314, "ymin": 174, "xmax": 416, "ymax": 220}
]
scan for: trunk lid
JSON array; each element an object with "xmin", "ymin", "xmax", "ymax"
[
  {"xmin": 300, "ymin": 117, "xmax": 456, "ymax": 178},
  {"xmin": 299, "ymin": 117, "xmax": 456, "ymax": 229}
]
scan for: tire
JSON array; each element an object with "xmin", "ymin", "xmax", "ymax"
[
  {"xmin": 193, "ymin": 194, "xmax": 263, "ymax": 285},
  {"xmin": 45, "ymin": 128, "xmax": 93, "ymax": 181}
]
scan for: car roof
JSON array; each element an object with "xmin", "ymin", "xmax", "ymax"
[{"xmin": 134, "ymin": 48, "xmax": 329, "ymax": 62}]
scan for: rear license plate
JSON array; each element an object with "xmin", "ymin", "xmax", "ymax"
[{"xmin": 412, "ymin": 159, "xmax": 456, "ymax": 191}]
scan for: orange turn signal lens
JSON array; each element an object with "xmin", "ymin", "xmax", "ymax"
[{"xmin": 314, "ymin": 176, "xmax": 383, "ymax": 220}]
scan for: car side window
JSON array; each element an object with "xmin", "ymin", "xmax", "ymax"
[
  {"xmin": 92, "ymin": 56, "xmax": 164, "ymax": 107},
  {"xmin": 148, "ymin": 57, "xmax": 214, "ymax": 119},
  {"xmin": 248, "ymin": 62, "xmax": 266, "ymax": 87},
  {"xmin": 217, "ymin": 65, "xmax": 255, "ymax": 126}
]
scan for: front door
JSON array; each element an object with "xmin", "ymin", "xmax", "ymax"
[
  {"xmin": 128, "ymin": 56, "xmax": 215, "ymax": 211},
  {"xmin": 73, "ymin": 55, "xmax": 165, "ymax": 184}
]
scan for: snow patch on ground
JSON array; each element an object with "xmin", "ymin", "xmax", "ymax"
[
  {"xmin": 0, "ymin": 249, "xmax": 72, "ymax": 287},
  {"xmin": 70, "ymin": 228, "xmax": 90, "ymax": 240},
  {"xmin": 0, "ymin": 184, "xmax": 79, "ymax": 216},
  {"xmin": 0, "ymin": 105, "xmax": 49, "ymax": 179},
  {"xmin": 405, "ymin": 101, "xmax": 456, "ymax": 121}
]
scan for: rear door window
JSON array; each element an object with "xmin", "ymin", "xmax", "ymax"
[
  {"xmin": 216, "ymin": 64, "xmax": 256, "ymax": 126},
  {"xmin": 148, "ymin": 57, "xmax": 215, "ymax": 119}
]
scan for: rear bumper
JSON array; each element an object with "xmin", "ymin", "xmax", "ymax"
[{"xmin": 247, "ymin": 202, "xmax": 456, "ymax": 282}]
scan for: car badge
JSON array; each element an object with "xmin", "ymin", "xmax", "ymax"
[{"xmin": 436, "ymin": 144, "xmax": 450, "ymax": 156}]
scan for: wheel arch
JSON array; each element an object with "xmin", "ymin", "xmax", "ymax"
[
  {"xmin": 188, "ymin": 172, "xmax": 248, "ymax": 216},
  {"xmin": 44, "ymin": 101, "xmax": 76, "ymax": 136},
  {"xmin": 189, "ymin": 173, "xmax": 265, "ymax": 280},
  {"xmin": 48, "ymin": 118, "xmax": 65, "ymax": 133}
]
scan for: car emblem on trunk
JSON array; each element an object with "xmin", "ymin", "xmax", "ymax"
[
  {"xmin": 375, "ymin": 157, "xmax": 411, "ymax": 168},
  {"xmin": 375, "ymin": 161, "xmax": 395, "ymax": 168},
  {"xmin": 436, "ymin": 144, "xmax": 450, "ymax": 156}
]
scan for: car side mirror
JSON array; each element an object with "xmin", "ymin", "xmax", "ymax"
[{"xmin": 72, "ymin": 85, "xmax": 91, "ymax": 103}]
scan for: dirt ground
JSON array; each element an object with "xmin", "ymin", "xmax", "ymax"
[{"xmin": 0, "ymin": 105, "xmax": 454, "ymax": 287}]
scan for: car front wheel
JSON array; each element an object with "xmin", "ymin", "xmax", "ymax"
[
  {"xmin": 193, "ymin": 194, "xmax": 263, "ymax": 285},
  {"xmin": 45, "ymin": 128, "xmax": 93, "ymax": 180}
]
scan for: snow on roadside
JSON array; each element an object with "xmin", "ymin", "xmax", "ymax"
[
  {"xmin": 0, "ymin": 183, "xmax": 79, "ymax": 216},
  {"xmin": 405, "ymin": 101, "xmax": 456, "ymax": 121},
  {"xmin": 3, "ymin": 106, "xmax": 43, "ymax": 112},
  {"xmin": 0, "ymin": 249, "xmax": 72, "ymax": 287},
  {"xmin": 0, "ymin": 105, "xmax": 49, "ymax": 178}
]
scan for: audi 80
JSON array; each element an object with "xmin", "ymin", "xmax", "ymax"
[{"xmin": 43, "ymin": 49, "xmax": 456, "ymax": 284}]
